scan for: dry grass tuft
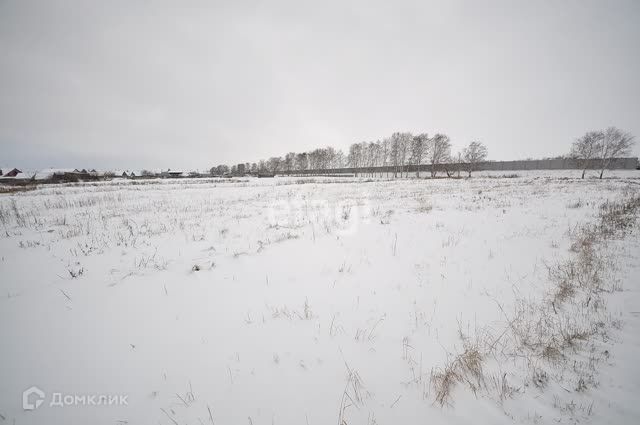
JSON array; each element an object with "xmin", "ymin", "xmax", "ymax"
[
  {"xmin": 431, "ymin": 360, "xmax": 460, "ymax": 407},
  {"xmin": 430, "ymin": 194, "xmax": 640, "ymax": 410},
  {"xmin": 430, "ymin": 328, "xmax": 489, "ymax": 406}
]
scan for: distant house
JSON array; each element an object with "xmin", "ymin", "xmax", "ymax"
[
  {"xmin": 34, "ymin": 168, "xmax": 74, "ymax": 181},
  {"xmin": 161, "ymin": 169, "xmax": 184, "ymax": 178},
  {"xmin": 41, "ymin": 168, "xmax": 99, "ymax": 183},
  {"xmin": 3, "ymin": 168, "xmax": 22, "ymax": 177},
  {"xmin": 0, "ymin": 167, "xmax": 32, "ymax": 184}
]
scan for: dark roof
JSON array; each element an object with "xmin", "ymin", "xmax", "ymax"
[{"xmin": 4, "ymin": 168, "xmax": 23, "ymax": 177}]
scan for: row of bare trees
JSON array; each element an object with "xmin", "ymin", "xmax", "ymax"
[
  {"xmin": 244, "ymin": 133, "xmax": 489, "ymax": 178},
  {"xmin": 254, "ymin": 147, "xmax": 346, "ymax": 174},
  {"xmin": 210, "ymin": 150, "xmax": 344, "ymax": 176},
  {"xmin": 570, "ymin": 127, "xmax": 635, "ymax": 179},
  {"xmin": 346, "ymin": 133, "xmax": 488, "ymax": 178},
  {"xmin": 214, "ymin": 127, "xmax": 634, "ymax": 179}
]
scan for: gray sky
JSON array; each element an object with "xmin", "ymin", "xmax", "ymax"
[{"xmin": 1, "ymin": 0, "xmax": 639, "ymax": 170}]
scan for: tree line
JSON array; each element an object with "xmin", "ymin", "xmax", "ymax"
[
  {"xmin": 210, "ymin": 126, "xmax": 635, "ymax": 179},
  {"xmin": 212, "ymin": 132, "xmax": 489, "ymax": 178}
]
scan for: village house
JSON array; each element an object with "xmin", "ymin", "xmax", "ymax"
[
  {"xmin": 1, "ymin": 168, "xmax": 23, "ymax": 177},
  {"xmin": 161, "ymin": 169, "xmax": 186, "ymax": 178}
]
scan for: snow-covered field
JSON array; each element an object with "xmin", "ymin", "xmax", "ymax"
[{"xmin": 1, "ymin": 172, "xmax": 639, "ymax": 425}]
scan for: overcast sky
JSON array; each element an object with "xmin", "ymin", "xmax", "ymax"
[{"xmin": 1, "ymin": 0, "xmax": 639, "ymax": 170}]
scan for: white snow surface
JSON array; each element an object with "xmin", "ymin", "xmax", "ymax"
[{"xmin": 0, "ymin": 171, "xmax": 639, "ymax": 424}]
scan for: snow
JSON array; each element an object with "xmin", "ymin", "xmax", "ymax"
[{"xmin": 0, "ymin": 171, "xmax": 639, "ymax": 424}]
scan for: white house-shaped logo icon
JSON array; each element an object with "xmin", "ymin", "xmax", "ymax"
[{"xmin": 22, "ymin": 386, "xmax": 45, "ymax": 410}]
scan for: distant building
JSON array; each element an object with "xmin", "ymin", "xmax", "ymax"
[
  {"xmin": 0, "ymin": 167, "xmax": 32, "ymax": 184},
  {"xmin": 46, "ymin": 169, "xmax": 99, "ymax": 183},
  {"xmin": 237, "ymin": 163, "xmax": 246, "ymax": 175},
  {"xmin": 34, "ymin": 168, "xmax": 75, "ymax": 180},
  {"xmin": 3, "ymin": 168, "xmax": 22, "ymax": 177}
]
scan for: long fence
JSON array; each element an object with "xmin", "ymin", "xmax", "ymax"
[{"xmin": 280, "ymin": 157, "xmax": 639, "ymax": 176}]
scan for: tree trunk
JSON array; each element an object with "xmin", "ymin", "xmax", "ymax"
[{"xmin": 581, "ymin": 169, "xmax": 586, "ymax": 179}]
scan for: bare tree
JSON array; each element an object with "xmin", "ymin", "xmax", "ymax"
[
  {"xmin": 428, "ymin": 134, "xmax": 451, "ymax": 177},
  {"xmin": 348, "ymin": 143, "xmax": 364, "ymax": 176},
  {"xmin": 333, "ymin": 149, "xmax": 345, "ymax": 169},
  {"xmin": 213, "ymin": 164, "xmax": 229, "ymax": 175},
  {"xmin": 462, "ymin": 141, "xmax": 488, "ymax": 177},
  {"xmin": 380, "ymin": 138, "xmax": 390, "ymax": 177},
  {"xmin": 389, "ymin": 132, "xmax": 412, "ymax": 177},
  {"xmin": 310, "ymin": 148, "xmax": 324, "ymax": 172},
  {"xmin": 284, "ymin": 152, "xmax": 296, "ymax": 173},
  {"xmin": 410, "ymin": 133, "xmax": 428, "ymax": 177},
  {"xmin": 294, "ymin": 152, "xmax": 308, "ymax": 172},
  {"xmin": 399, "ymin": 133, "xmax": 412, "ymax": 177},
  {"xmin": 368, "ymin": 142, "xmax": 382, "ymax": 177},
  {"xmin": 359, "ymin": 142, "xmax": 370, "ymax": 177},
  {"xmin": 321, "ymin": 146, "xmax": 338, "ymax": 173},
  {"xmin": 454, "ymin": 151, "xmax": 463, "ymax": 177},
  {"xmin": 570, "ymin": 131, "xmax": 603, "ymax": 179},
  {"xmin": 389, "ymin": 135, "xmax": 400, "ymax": 178},
  {"xmin": 598, "ymin": 127, "xmax": 634, "ymax": 179},
  {"xmin": 267, "ymin": 157, "xmax": 282, "ymax": 173}
]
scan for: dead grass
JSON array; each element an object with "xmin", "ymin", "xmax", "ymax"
[
  {"xmin": 338, "ymin": 364, "xmax": 368, "ymax": 424},
  {"xmin": 431, "ymin": 360, "xmax": 460, "ymax": 407},
  {"xmin": 430, "ymin": 327, "xmax": 489, "ymax": 406},
  {"xmin": 430, "ymin": 194, "xmax": 640, "ymax": 412}
]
